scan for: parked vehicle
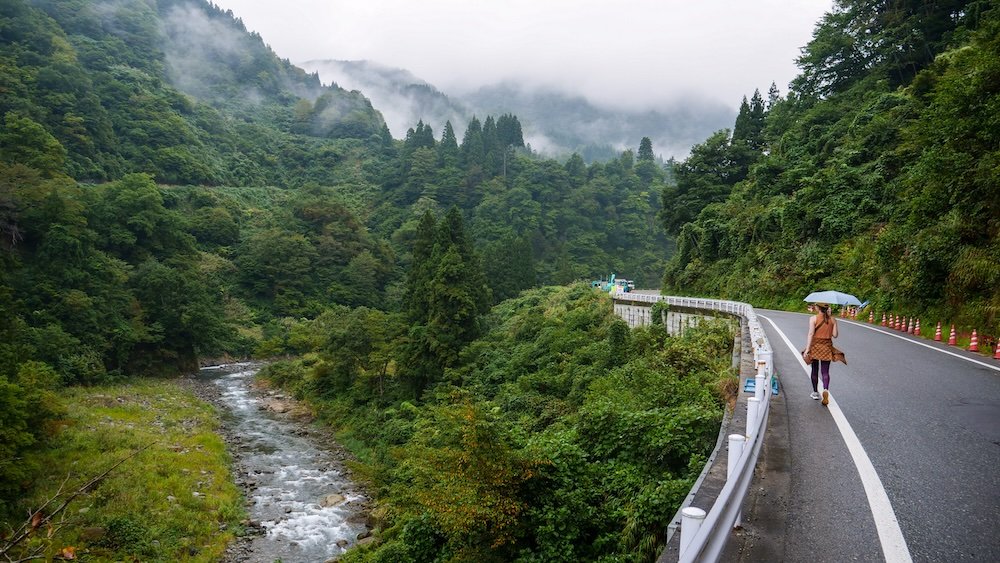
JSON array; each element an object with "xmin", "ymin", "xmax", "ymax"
[
  {"xmin": 591, "ymin": 275, "xmax": 633, "ymax": 293},
  {"xmin": 614, "ymin": 279, "xmax": 633, "ymax": 292}
]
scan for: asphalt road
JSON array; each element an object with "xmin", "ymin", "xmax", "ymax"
[{"xmin": 748, "ymin": 309, "xmax": 1000, "ymax": 563}]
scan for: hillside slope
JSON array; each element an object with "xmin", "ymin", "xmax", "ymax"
[
  {"xmin": 660, "ymin": 1, "xmax": 999, "ymax": 330},
  {"xmin": 0, "ymin": 0, "xmax": 385, "ymax": 184}
]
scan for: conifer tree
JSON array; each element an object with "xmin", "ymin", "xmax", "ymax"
[
  {"xmin": 732, "ymin": 96, "xmax": 752, "ymax": 143},
  {"xmin": 767, "ymin": 82, "xmax": 781, "ymax": 110},
  {"xmin": 460, "ymin": 117, "xmax": 484, "ymax": 170},
  {"xmin": 496, "ymin": 114, "xmax": 525, "ymax": 148},
  {"xmin": 482, "ymin": 116, "xmax": 500, "ymax": 176},
  {"xmin": 402, "ymin": 208, "xmax": 490, "ymax": 397},
  {"xmin": 747, "ymin": 89, "xmax": 766, "ymax": 150},
  {"xmin": 638, "ymin": 137, "xmax": 655, "ymax": 161},
  {"xmin": 404, "ymin": 120, "xmax": 436, "ymax": 156},
  {"xmin": 438, "ymin": 121, "xmax": 460, "ymax": 168},
  {"xmin": 404, "ymin": 211, "xmax": 438, "ymax": 324},
  {"xmin": 636, "ymin": 137, "xmax": 662, "ymax": 185},
  {"xmin": 564, "ymin": 153, "xmax": 587, "ymax": 185}
]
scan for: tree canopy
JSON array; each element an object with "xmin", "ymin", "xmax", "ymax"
[{"xmin": 660, "ymin": 0, "xmax": 999, "ymax": 330}]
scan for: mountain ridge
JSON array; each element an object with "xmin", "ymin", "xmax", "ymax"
[{"xmin": 301, "ymin": 58, "xmax": 735, "ymax": 161}]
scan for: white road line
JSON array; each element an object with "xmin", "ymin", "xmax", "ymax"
[
  {"xmin": 842, "ymin": 319, "xmax": 1000, "ymax": 372},
  {"xmin": 760, "ymin": 314, "xmax": 913, "ymax": 563}
]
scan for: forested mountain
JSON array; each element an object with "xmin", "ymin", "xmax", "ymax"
[
  {"xmin": 661, "ymin": 0, "xmax": 999, "ymax": 330},
  {"xmin": 1, "ymin": 0, "xmax": 679, "ymax": 540},
  {"xmin": 0, "ymin": 0, "xmax": 385, "ymax": 184},
  {"xmin": 302, "ymin": 58, "xmax": 735, "ymax": 162},
  {"xmin": 16, "ymin": 0, "xmax": 995, "ymax": 560}
]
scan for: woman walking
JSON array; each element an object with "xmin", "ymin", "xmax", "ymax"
[{"xmin": 803, "ymin": 303, "xmax": 846, "ymax": 406}]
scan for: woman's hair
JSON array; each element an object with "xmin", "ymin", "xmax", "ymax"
[{"xmin": 817, "ymin": 304, "xmax": 831, "ymax": 323}]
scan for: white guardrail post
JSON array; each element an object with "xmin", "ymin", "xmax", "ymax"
[
  {"xmin": 727, "ymin": 434, "xmax": 746, "ymax": 528},
  {"xmin": 680, "ymin": 507, "xmax": 707, "ymax": 554},
  {"xmin": 609, "ymin": 293, "xmax": 772, "ymax": 563}
]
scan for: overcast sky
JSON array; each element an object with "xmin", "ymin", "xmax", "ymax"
[{"xmin": 210, "ymin": 0, "xmax": 834, "ymax": 111}]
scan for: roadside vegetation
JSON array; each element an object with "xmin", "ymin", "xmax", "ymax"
[{"xmin": 258, "ymin": 284, "xmax": 737, "ymax": 561}]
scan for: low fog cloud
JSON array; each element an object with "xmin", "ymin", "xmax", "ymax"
[{"xmin": 212, "ymin": 0, "xmax": 832, "ymax": 112}]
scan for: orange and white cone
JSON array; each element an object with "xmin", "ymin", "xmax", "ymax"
[
  {"xmin": 907, "ymin": 318, "xmax": 914, "ymax": 334},
  {"xmin": 868, "ymin": 311, "xmax": 874, "ymax": 323},
  {"xmin": 881, "ymin": 313, "xmax": 887, "ymax": 326},
  {"xmin": 969, "ymin": 330, "xmax": 979, "ymax": 352},
  {"xmin": 914, "ymin": 319, "xmax": 920, "ymax": 336},
  {"xmin": 994, "ymin": 340, "xmax": 1000, "ymax": 360},
  {"xmin": 934, "ymin": 321, "xmax": 942, "ymax": 341},
  {"xmin": 948, "ymin": 325, "xmax": 957, "ymax": 346}
]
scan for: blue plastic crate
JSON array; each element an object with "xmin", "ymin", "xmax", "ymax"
[{"xmin": 744, "ymin": 377, "xmax": 780, "ymax": 396}]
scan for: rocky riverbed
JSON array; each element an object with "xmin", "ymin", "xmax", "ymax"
[{"xmin": 183, "ymin": 363, "xmax": 373, "ymax": 563}]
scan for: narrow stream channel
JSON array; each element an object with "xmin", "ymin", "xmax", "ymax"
[{"xmin": 199, "ymin": 363, "xmax": 369, "ymax": 563}]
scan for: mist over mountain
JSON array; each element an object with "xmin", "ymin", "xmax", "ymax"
[
  {"xmin": 301, "ymin": 59, "xmax": 469, "ymax": 142},
  {"xmin": 301, "ymin": 59, "xmax": 735, "ymax": 161}
]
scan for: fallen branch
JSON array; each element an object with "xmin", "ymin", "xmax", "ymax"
[{"xmin": 1, "ymin": 443, "xmax": 155, "ymax": 562}]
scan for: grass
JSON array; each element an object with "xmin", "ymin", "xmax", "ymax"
[{"xmin": 4, "ymin": 379, "xmax": 244, "ymax": 562}]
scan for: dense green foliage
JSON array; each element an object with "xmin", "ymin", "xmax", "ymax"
[
  {"xmin": 14, "ymin": 0, "xmax": 994, "ymax": 559},
  {"xmin": 0, "ymin": 0, "xmax": 383, "ymax": 184},
  {"xmin": 259, "ymin": 285, "xmax": 736, "ymax": 561},
  {"xmin": 661, "ymin": 0, "xmax": 1000, "ymax": 332},
  {"xmin": 0, "ymin": 0, "xmax": 674, "ymax": 527}
]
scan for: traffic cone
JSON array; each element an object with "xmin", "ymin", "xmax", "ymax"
[
  {"xmin": 899, "ymin": 316, "xmax": 907, "ymax": 331},
  {"xmin": 948, "ymin": 325, "xmax": 957, "ymax": 346},
  {"xmin": 993, "ymin": 340, "xmax": 1000, "ymax": 360},
  {"xmin": 934, "ymin": 321, "xmax": 942, "ymax": 341},
  {"xmin": 868, "ymin": 311, "xmax": 874, "ymax": 323},
  {"xmin": 881, "ymin": 313, "xmax": 887, "ymax": 327},
  {"xmin": 914, "ymin": 319, "xmax": 920, "ymax": 336},
  {"xmin": 907, "ymin": 318, "xmax": 914, "ymax": 334},
  {"xmin": 969, "ymin": 330, "xmax": 979, "ymax": 352}
]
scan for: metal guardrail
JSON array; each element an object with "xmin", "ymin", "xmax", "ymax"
[{"xmin": 611, "ymin": 293, "xmax": 774, "ymax": 563}]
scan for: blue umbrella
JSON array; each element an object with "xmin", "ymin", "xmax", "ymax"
[{"xmin": 803, "ymin": 290, "xmax": 862, "ymax": 306}]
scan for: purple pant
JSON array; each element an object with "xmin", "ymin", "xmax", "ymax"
[{"xmin": 811, "ymin": 360, "xmax": 831, "ymax": 392}]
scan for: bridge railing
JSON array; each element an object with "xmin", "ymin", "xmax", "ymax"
[{"xmin": 611, "ymin": 293, "xmax": 774, "ymax": 563}]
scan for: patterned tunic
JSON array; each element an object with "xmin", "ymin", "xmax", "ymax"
[{"xmin": 808, "ymin": 315, "xmax": 847, "ymax": 364}]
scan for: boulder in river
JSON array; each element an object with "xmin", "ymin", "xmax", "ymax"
[{"xmin": 320, "ymin": 493, "xmax": 346, "ymax": 507}]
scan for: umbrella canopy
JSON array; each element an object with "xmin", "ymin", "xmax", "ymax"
[{"xmin": 803, "ymin": 290, "xmax": 862, "ymax": 306}]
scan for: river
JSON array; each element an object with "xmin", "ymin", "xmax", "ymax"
[{"xmin": 197, "ymin": 363, "xmax": 370, "ymax": 563}]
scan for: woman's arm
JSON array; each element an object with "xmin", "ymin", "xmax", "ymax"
[
  {"xmin": 805, "ymin": 316, "xmax": 816, "ymax": 351},
  {"xmin": 832, "ymin": 317, "xmax": 839, "ymax": 338}
]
